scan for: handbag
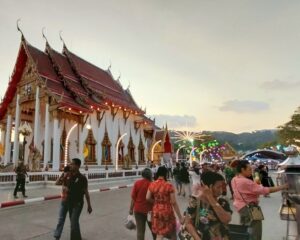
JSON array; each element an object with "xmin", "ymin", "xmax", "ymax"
[
  {"xmin": 247, "ymin": 204, "xmax": 264, "ymax": 221},
  {"xmin": 234, "ymin": 179, "xmax": 264, "ymax": 222}
]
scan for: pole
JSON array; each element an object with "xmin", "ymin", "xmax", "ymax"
[
  {"xmin": 176, "ymin": 145, "xmax": 185, "ymax": 162},
  {"xmin": 200, "ymin": 149, "xmax": 208, "ymax": 164},
  {"xmin": 64, "ymin": 124, "xmax": 78, "ymax": 167},
  {"xmin": 115, "ymin": 133, "xmax": 127, "ymax": 171}
]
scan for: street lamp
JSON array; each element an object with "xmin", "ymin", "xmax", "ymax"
[
  {"xmin": 176, "ymin": 145, "xmax": 186, "ymax": 162},
  {"xmin": 151, "ymin": 140, "xmax": 162, "ymax": 162},
  {"xmin": 64, "ymin": 123, "xmax": 78, "ymax": 167},
  {"xmin": 115, "ymin": 133, "xmax": 127, "ymax": 171}
]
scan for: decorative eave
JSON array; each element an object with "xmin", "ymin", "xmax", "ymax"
[
  {"xmin": 62, "ymin": 44, "xmax": 105, "ymax": 104},
  {"xmin": 45, "ymin": 42, "xmax": 90, "ymax": 110}
]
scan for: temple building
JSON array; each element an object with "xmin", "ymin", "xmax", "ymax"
[{"xmin": 0, "ymin": 32, "xmax": 156, "ymax": 171}]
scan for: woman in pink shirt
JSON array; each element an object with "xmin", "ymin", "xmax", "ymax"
[{"xmin": 232, "ymin": 160, "xmax": 287, "ymax": 240}]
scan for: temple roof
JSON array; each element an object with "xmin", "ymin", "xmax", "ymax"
[{"xmin": 0, "ymin": 36, "xmax": 145, "ymax": 119}]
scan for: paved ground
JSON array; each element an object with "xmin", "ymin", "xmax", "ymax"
[
  {"xmin": 0, "ymin": 177, "xmax": 297, "ymax": 240},
  {"xmin": 0, "ymin": 178, "xmax": 137, "ymax": 203}
]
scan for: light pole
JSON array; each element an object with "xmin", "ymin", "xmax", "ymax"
[
  {"xmin": 115, "ymin": 133, "xmax": 127, "ymax": 171},
  {"xmin": 200, "ymin": 149, "xmax": 208, "ymax": 164},
  {"xmin": 151, "ymin": 140, "xmax": 161, "ymax": 162},
  {"xmin": 64, "ymin": 123, "xmax": 78, "ymax": 167},
  {"xmin": 189, "ymin": 147, "xmax": 197, "ymax": 166},
  {"xmin": 176, "ymin": 145, "xmax": 186, "ymax": 162}
]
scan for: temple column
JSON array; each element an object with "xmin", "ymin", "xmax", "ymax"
[
  {"xmin": 33, "ymin": 86, "xmax": 40, "ymax": 147},
  {"xmin": 12, "ymin": 94, "xmax": 20, "ymax": 166},
  {"xmin": 52, "ymin": 117, "xmax": 60, "ymax": 171},
  {"xmin": 4, "ymin": 114, "xmax": 12, "ymax": 165},
  {"xmin": 43, "ymin": 103, "xmax": 50, "ymax": 170}
]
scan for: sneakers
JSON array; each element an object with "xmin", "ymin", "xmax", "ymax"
[
  {"xmin": 13, "ymin": 195, "xmax": 18, "ymax": 198},
  {"xmin": 23, "ymin": 195, "xmax": 28, "ymax": 198}
]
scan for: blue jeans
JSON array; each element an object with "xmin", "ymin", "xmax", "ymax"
[
  {"xmin": 69, "ymin": 202, "xmax": 84, "ymax": 240},
  {"xmin": 54, "ymin": 201, "xmax": 69, "ymax": 239}
]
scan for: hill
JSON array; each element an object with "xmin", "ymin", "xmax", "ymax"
[{"xmin": 203, "ymin": 130, "xmax": 278, "ymax": 151}]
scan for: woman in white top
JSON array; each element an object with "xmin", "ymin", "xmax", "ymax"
[{"xmin": 189, "ymin": 161, "xmax": 201, "ymax": 186}]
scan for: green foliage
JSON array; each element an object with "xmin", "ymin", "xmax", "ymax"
[{"xmin": 278, "ymin": 107, "xmax": 300, "ymax": 147}]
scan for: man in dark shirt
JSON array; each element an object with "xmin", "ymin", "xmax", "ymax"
[
  {"xmin": 13, "ymin": 162, "xmax": 28, "ymax": 198},
  {"xmin": 68, "ymin": 158, "xmax": 92, "ymax": 240}
]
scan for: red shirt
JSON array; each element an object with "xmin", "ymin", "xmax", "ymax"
[{"xmin": 131, "ymin": 178, "xmax": 152, "ymax": 214}]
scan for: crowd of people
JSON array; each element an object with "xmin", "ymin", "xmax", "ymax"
[
  {"xmin": 11, "ymin": 157, "xmax": 287, "ymax": 240},
  {"xmin": 129, "ymin": 159, "xmax": 288, "ymax": 240}
]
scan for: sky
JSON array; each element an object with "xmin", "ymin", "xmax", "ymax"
[{"xmin": 0, "ymin": 0, "xmax": 300, "ymax": 133}]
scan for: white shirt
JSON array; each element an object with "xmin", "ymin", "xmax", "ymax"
[{"xmin": 189, "ymin": 170, "xmax": 201, "ymax": 186}]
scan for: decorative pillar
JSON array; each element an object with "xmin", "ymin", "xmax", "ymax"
[
  {"xmin": 4, "ymin": 114, "xmax": 12, "ymax": 165},
  {"xmin": 33, "ymin": 86, "xmax": 40, "ymax": 147},
  {"xmin": 43, "ymin": 103, "xmax": 50, "ymax": 170},
  {"xmin": 12, "ymin": 94, "xmax": 20, "ymax": 166},
  {"xmin": 52, "ymin": 118, "xmax": 60, "ymax": 171}
]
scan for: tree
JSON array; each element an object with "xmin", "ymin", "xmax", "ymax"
[{"xmin": 278, "ymin": 107, "xmax": 300, "ymax": 147}]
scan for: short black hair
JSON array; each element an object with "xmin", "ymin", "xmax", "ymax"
[
  {"xmin": 236, "ymin": 160, "xmax": 250, "ymax": 173},
  {"xmin": 142, "ymin": 168, "xmax": 152, "ymax": 181},
  {"xmin": 72, "ymin": 158, "xmax": 82, "ymax": 167},
  {"xmin": 201, "ymin": 171, "xmax": 224, "ymax": 186},
  {"xmin": 63, "ymin": 165, "xmax": 70, "ymax": 172},
  {"xmin": 156, "ymin": 166, "xmax": 168, "ymax": 180}
]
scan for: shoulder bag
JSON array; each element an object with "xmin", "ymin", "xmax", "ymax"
[{"xmin": 234, "ymin": 179, "xmax": 264, "ymax": 221}]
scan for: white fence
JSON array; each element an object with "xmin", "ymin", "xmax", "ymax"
[{"xmin": 0, "ymin": 169, "xmax": 142, "ymax": 184}]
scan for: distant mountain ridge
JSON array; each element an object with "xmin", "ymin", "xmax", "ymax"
[{"xmin": 203, "ymin": 129, "xmax": 278, "ymax": 151}]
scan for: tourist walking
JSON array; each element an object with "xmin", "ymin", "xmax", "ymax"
[
  {"xmin": 129, "ymin": 168, "xmax": 156, "ymax": 240},
  {"xmin": 173, "ymin": 162, "xmax": 182, "ymax": 195},
  {"xmin": 232, "ymin": 160, "xmax": 288, "ymax": 240},
  {"xmin": 224, "ymin": 162, "xmax": 235, "ymax": 199},
  {"xmin": 189, "ymin": 161, "xmax": 201, "ymax": 187},
  {"xmin": 179, "ymin": 162, "xmax": 190, "ymax": 197},
  {"xmin": 68, "ymin": 158, "xmax": 93, "ymax": 240},
  {"xmin": 13, "ymin": 162, "xmax": 28, "ymax": 198},
  {"xmin": 54, "ymin": 165, "xmax": 71, "ymax": 240},
  {"xmin": 183, "ymin": 171, "xmax": 232, "ymax": 240},
  {"xmin": 146, "ymin": 166, "xmax": 184, "ymax": 240}
]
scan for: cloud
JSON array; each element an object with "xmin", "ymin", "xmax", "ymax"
[
  {"xmin": 261, "ymin": 79, "xmax": 300, "ymax": 90},
  {"xmin": 148, "ymin": 114, "xmax": 198, "ymax": 129},
  {"xmin": 219, "ymin": 100, "xmax": 270, "ymax": 113}
]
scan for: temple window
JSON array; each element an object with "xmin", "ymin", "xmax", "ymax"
[
  {"xmin": 127, "ymin": 135, "xmax": 135, "ymax": 165},
  {"xmin": 138, "ymin": 137, "xmax": 145, "ymax": 164},
  {"xmin": 101, "ymin": 131, "xmax": 111, "ymax": 165},
  {"xmin": 84, "ymin": 128, "xmax": 97, "ymax": 164}
]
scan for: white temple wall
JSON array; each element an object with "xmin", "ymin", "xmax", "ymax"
[{"xmin": 38, "ymin": 109, "xmax": 152, "ymax": 168}]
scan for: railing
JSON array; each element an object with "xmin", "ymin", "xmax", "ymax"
[{"xmin": 0, "ymin": 169, "xmax": 141, "ymax": 184}]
